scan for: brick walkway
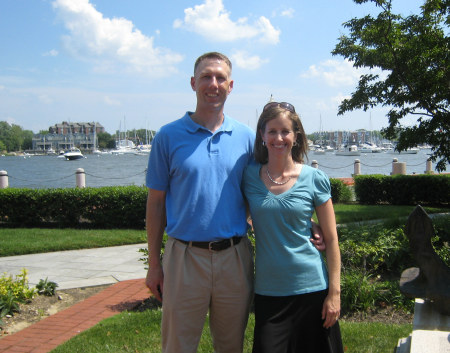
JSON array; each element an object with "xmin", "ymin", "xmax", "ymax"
[{"xmin": 0, "ymin": 279, "xmax": 150, "ymax": 353}]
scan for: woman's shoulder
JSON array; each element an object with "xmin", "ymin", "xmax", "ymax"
[
  {"xmin": 300, "ymin": 165, "xmax": 330, "ymax": 185},
  {"xmin": 302, "ymin": 164, "xmax": 328, "ymax": 177}
]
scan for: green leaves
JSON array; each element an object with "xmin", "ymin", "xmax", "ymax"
[
  {"xmin": 36, "ymin": 278, "xmax": 58, "ymax": 296},
  {"xmin": 0, "ymin": 269, "xmax": 36, "ymax": 319},
  {"xmin": 333, "ymin": 0, "xmax": 450, "ymax": 171}
]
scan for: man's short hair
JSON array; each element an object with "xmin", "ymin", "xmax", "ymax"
[{"xmin": 194, "ymin": 52, "xmax": 232, "ymax": 75}]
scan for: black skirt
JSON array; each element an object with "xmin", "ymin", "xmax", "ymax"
[{"xmin": 252, "ymin": 290, "xmax": 344, "ymax": 353}]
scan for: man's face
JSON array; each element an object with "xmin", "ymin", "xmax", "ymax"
[{"xmin": 191, "ymin": 58, "xmax": 233, "ymax": 110}]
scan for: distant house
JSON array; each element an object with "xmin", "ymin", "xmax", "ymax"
[
  {"xmin": 32, "ymin": 122, "xmax": 105, "ymax": 152},
  {"xmin": 49, "ymin": 121, "xmax": 105, "ymax": 135}
]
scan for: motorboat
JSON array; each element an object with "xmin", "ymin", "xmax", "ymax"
[
  {"xmin": 358, "ymin": 143, "xmax": 382, "ymax": 153},
  {"xmin": 64, "ymin": 147, "xmax": 85, "ymax": 160},
  {"xmin": 358, "ymin": 144, "xmax": 373, "ymax": 153},
  {"xmin": 111, "ymin": 139, "xmax": 137, "ymax": 155},
  {"xmin": 335, "ymin": 145, "xmax": 361, "ymax": 156},
  {"xmin": 134, "ymin": 145, "xmax": 151, "ymax": 155},
  {"xmin": 313, "ymin": 147, "xmax": 326, "ymax": 155},
  {"xmin": 389, "ymin": 147, "xmax": 419, "ymax": 154},
  {"xmin": 47, "ymin": 147, "xmax": 57, "ymax": 155}
]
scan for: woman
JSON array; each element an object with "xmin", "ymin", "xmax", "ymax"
[{"xmin": 243, "ymin": 102, "xmax": 343, "ymax": 353}]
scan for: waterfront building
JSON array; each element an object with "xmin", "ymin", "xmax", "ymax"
[{"xmin": 31, "ymin": 122, "xmax": 105, "ymax": 152}]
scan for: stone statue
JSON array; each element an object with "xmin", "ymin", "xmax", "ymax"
[{"xmin": 400, "ymin": 205, "xmax": 450, "ymax": 316}]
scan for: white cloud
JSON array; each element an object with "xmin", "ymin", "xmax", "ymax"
[
  {"xmin": 43, "ymin": 49, "xmax": 59, "ymax": 57},
  {"xmin": 104, "ymin": 95, "xmax": 121, "ymax": 106},
  {"xmin": 52, "ymin": 0, "xmax": 183, "ymax": 77},
  {"xmin": 174, "ymin": 0, "xmax": 280, "ymax": 44},
  {"xmin": 38, "ymin": 94, "xmax": 53, "ymax": 104},
  {"xmin": 280, "ymin": 8, "xmax": 295, "ymax": 18},
  {"xmin": 301, "ymin": 59, "xmax": 385, "ymax": 87},
  {"xmin": 331, "ymin": 93, "xmax": 351, "ymax": 106},
  {"xmin": 231, "ymin": 51, "xmax": 269, "ymax": 70},
  {"xmin": 301, "ymin": 59, "xmax": 360, "ymax": 87}
]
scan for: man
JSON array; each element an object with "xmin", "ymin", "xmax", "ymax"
[
  {"xmin": 145, "ymin": 52, "xmax": 254, "ymax": 353},
  {"xmin": 145, "ymin": 52, "xmax": 324, "ymax": 352}
]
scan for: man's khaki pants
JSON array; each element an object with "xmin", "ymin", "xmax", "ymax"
[{"xmin": 161, "ymin": 236, "xmax": 254, "ymax": 353}]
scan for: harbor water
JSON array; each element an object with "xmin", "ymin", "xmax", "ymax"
[{"xmin": 0, "ymin": 149, "xmax": 442, "ymax": 189}]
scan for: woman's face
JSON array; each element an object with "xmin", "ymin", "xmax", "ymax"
[{"xmin": 261, "ymin": 113, "xmax": 298, "ymax": 159}]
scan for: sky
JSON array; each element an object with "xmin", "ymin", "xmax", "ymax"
[{"xmin": 0, "ymin": 0, "xmax": 425, "ymax": 135}]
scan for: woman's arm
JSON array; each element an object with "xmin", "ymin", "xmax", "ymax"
[{"xmin": 315, "ymin": 198, "xmax": 341, "ymax": 328}]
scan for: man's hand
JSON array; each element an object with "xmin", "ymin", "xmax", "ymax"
[
  {"xmin": 310, "ymin": 221, "xmax": 326, "ymax": 251},
  {"xmin": 145, "ymin": 265, "xmax": 164, "ymax": 302}
]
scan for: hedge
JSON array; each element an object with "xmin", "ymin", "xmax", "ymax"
[
  {"xmin": 0, "ymin": 179, "xmax": 350, "ymax": 229},
  {"xmin": 354, "ymin": 174, "xmax": 450, "ymax": 205},
  {"xmin": 0, "ymin": 186, "xmax": 148, "ymax": 229}
]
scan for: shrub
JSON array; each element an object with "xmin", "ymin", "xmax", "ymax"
[
  {"xmin": 339, "ymin": 224, "xmax": 413, "ymax": 275},
  {"xmin": 0, "ymin": 186, "xmax": 148, "ymax": 229},
  {"xmin": 341, "ymin": 270, "xmax": 382, "ymax": 312},
  {"xmin": 0, "ymin": 269, "xmax": 36, "ymax": 318},
  {"xmin": 354, "ymin": 174, "xmax": 450, "ymax": 205},
  {"xmin": 36, "ymin": 278, "xmax": 58, "ymax": 296},
  {"xmin": 330, "ymin": 178, "xmax": 352, "ymax": 203}
]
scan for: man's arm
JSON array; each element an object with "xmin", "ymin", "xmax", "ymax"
[
  {"xmin": 145, "ymin": 188, "xmax": 167, "ymax": 302},
  {"xmin": 310, "ymin": 220, "xmax": 326, "ymax": 251}
]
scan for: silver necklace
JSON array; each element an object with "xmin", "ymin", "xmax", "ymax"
[{"xmin": 266, "ymin": 168, "xmax": 291, "ymax": 185}]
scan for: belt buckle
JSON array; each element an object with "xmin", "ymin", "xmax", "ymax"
[{"xmin": 208, "ymin": 241, "xmax": 215, "ymax": 251}]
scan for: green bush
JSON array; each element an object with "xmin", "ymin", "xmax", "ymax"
[
  {"xmin": 36, "ymin": 278, "xmax": 58, "ymax": 296},
  {"xmin": 0, "ymin": 269, "xmax": 36, "ymax": 318},
  {"xmin": 330, "ymin": 178, "xmax": 352, "ymax": 203},
  {"xmin": 354, "ymin": 175, "xmax": 386, "ymax": 204},
  {"xmin": 338, "ymin": 215, "xmax": 449, "ymax": 313},
  {"xmin": 354, "ymin": 174, "xmax": 450, "ymax": 205},
  {"xmin": 339, "ymin": 224, "xmax": 413, "ymax": 275},
  {"xmin": 341, "ymin": 270, "xmax": 414, "ymax": 314},
  {"xmin": 0, "ymin": 186, "xmax": 148, "ymax": 229},
  {"xmin": 341, "ymin": 270, "xmax": 382, "ymax": 312}
]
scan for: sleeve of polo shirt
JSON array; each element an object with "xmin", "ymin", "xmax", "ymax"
[
  {"xmin": 146, "ymin": 130, "xmax": 170, "ymax": 191},
  {"xmin": 313, "ymin": 169, "xmax": 332, "ymax": 207}
]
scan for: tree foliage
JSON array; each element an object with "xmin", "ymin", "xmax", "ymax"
[
  {"xmin": 0, "ymin": 121, "xmax": 33, "ymax": 152},
  {"xmin": 332, "ymin": 0, "xmax": 449, "ymax": 171}
]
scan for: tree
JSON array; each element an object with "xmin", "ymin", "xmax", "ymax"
[
  {"xmin": 97, "ymin": 132, "xmax": 115, "ymax": 149},
  {"xmin": 0, "ymin": 121, "xmax": 34, "ymax": 151},
  {"xmin": 332, "ymin": 0, "xmax": 449, "ymax": 171}
]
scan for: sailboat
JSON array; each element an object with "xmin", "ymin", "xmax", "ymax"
[
  {"xmin": 313, "ymin": 114, "xmax": 326, "ymax": 155},
  {"xmin": 111, "ymin": 118, "xmax": 137, "ymax": 155},
  {"xmin": 134, "ymin": 128, "xmax": 152, "ymax": 155},
  {"xmin": 92, "ymin": 122, "xmax": 106, "ymax": 154}
]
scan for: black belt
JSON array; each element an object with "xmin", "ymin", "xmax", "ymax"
[{"xmin": 176, "ymin": 236, "xmax": 242, "ymax": 251}]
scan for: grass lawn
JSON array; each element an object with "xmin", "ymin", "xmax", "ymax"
[
  {"xmin": 0, "ymin": 228, "xmax": 146, "ymax": 256},
  {"xmin": 52, "ymin": 310, "xmax": 412, "ymax": 353}
]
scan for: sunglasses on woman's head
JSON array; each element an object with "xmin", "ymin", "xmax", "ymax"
[{"xmin": 263, "ymin": 102, "xmax": 296, "ymax": 113}]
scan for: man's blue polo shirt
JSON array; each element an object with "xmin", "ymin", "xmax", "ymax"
[{"xmin": 146, "ymin": 112, "xmax": 255, "ymax": 242}]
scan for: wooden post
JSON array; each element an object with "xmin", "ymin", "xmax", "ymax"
[
  {"xmin": 425, "ymin": 159, "xmax": 433, "ymax": 174},
  {"xmin": 76, "ymin": 168, "xmax": 86, "ymax": 188},
  {"xmin": 0, "ymin": 170, "xmax": 8, "ymax": 189},
  {"xmin": 392, "ymin": 158, "xmax": 407, "ymax": 175},
  {"xmin": 354, "ymin": 159, "xmax": 361, "ymax": 176},
  {"xmin": 311, "ymin": 160, "xmax": 318, "ymax": 169}
]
